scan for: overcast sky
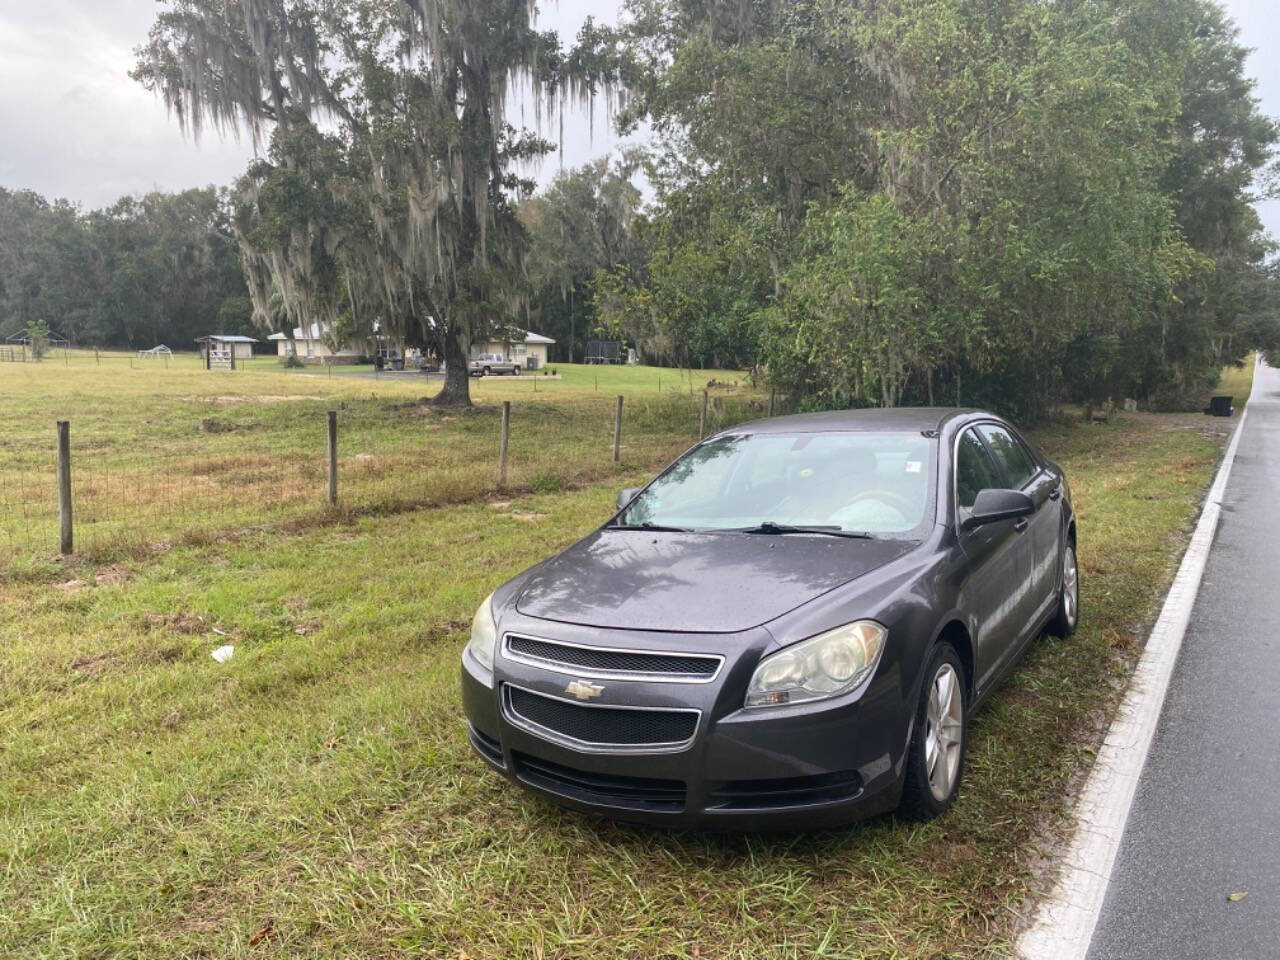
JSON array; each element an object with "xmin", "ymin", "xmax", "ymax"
[{"xmin": 0, "ymin": 0, "xmax": 1276, "ymax": 237}]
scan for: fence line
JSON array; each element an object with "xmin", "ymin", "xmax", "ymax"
[{"xmin": 0, "ymin": 389, "xmax": 777, "ymax": 567}]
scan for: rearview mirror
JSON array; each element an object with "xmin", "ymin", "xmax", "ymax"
[
  {"xmin": 616, "ymin": 487, "xmax": 641, "ymax": 511},
  {"xmin": 962, "ymin": 488, "xmax": 1034, "ymax": 530}
]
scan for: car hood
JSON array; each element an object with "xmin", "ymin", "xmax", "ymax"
[{"xmin": 514, "ymin": 529, "xmax": 915, "ymax": 633}]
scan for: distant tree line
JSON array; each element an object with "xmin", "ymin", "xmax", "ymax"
[{"xmin": 0, "ymin": 186, "xmax": 252, "ymax": 349}]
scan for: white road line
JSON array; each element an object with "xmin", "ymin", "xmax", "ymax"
[{"xmin": 1018, "ymin": 359, "xmax": 1259, "ymax": 960}]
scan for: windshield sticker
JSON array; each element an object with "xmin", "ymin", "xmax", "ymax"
[{"xmin": 905, "ymin": 461, "xmax": 922, "ymax": 474}]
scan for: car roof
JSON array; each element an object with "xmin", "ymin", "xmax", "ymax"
[{"xmin": 722, "ymin": 406, "xmax": 987, "ymax": 436}]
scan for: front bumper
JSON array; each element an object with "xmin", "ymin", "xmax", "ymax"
[{"xmin": 460, "ymin": 618, "xmax": 911, "ymax": 829}]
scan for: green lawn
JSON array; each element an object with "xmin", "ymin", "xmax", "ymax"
[{"xmin": 0, "ymin": 358, "xmax": 1252, "ymax": 958}]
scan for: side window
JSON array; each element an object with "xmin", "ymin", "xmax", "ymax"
[
  {"xmin": 978, "ymin": 425, "xmax": 1037, "ymax": 489},
  {"xmin": 955, "ymin": 429, "xmax": 1003, "ymax": 510}
]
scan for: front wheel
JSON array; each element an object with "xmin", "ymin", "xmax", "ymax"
[
  {"xmin": 900, "ymin": 644, "xmax": 967, "ymax": 820},
  {"xmin": 512, "ymin": 366, "xmax": 520, "ymax": 376},
  {"xmin": 1048, "ymin": 541, "xmax": 1079, "ymax": 637}
]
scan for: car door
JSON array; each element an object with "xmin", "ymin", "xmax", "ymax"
[
  {"xmin": 976, "ymin": 423, "xmax": 1060, "ymax": 628},
  {"xmin": 954, "ymin": 426, "xmax": 1033, "ymax": 690}
]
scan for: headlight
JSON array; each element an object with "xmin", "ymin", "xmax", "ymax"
[
  {"xmin": 745, "ymin": 620, "xmax": 887, "ymax": 708},
  {"xmin": 464, "ymin": 592, "xmax": 498, "ymax": 677}
]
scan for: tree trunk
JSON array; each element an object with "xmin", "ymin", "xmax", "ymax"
[{"xmin": 433, "ymin": 324, "xmax": 472, "ymax": 406}]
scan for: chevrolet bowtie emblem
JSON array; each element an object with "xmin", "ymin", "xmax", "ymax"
[{"xmin": 565, "ymin": 679, "xmax": 605, "ymax": 701}]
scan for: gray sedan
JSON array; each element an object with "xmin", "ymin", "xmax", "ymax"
[{"xmin": 461, "ymin": 407, "xmax": 1078, "ymax": 827}]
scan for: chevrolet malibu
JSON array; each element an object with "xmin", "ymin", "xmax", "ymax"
[{"xmin": 461, "ymin": 408, "xmax": 1078, "ymax": 827}]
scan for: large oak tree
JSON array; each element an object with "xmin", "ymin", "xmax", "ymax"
[{"xmin": 134, "ymin": 0, "xmax": 621, "ymax": 404}]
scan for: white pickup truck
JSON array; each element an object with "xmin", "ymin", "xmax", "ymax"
[{"xmin": 469, "ymin": 353, "xmax": 522, "ymax": 377}]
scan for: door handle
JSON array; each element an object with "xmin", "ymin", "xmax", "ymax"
[
  {"xmin": 1049, "ymin": 489, "xmax": 1062, "ymax": 501},
  {"xmin": 1014, "ymin": 518, "xmax": 1029, "ymax": 533}
]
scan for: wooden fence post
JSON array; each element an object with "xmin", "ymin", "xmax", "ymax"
[
  {"xmin": 699, "ymin": 390, "xmax": 709, "ymax": 439},
  {"xmin": 499, "ymin": 401, "xmax": 511, "ymax": 486},
  {"xmin": 613, "ymin": 395, "xmax": 624, "ymax": 463},
  {"xmin": 768, "ymin": 387, "xmax": 776, "ymax": 417},
  {"xmin": 327, "ymin": 410, "xmax": 338, "ymax": 505},
  {"xmin": 57, "ymin": 420, "xmax": 73, "ymax": 555}
]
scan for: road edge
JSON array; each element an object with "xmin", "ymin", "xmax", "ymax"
[{"xmin": 1017, "ymin": 358, "xmax": 1258, "ymax": 960}]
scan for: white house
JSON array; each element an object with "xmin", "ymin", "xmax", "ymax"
[
  {"xmin": 472, "ymin": 330, "xmax": 555, "ymax": 370},
  {"xmin": 267, "ymin": 323, "xmax": 364, "ymax": 364}
]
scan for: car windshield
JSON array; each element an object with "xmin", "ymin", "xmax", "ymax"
[{"xmin": 617, "ymin": 431, "xmax": 935, "ymax": 536}]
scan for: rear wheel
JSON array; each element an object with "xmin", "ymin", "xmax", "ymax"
[
  {"xmin": 1048, "ymin": 541, "xmax": 1079, "ymax": 637},
  {"xmin": 482, "ymin": 366, "xmax": 491, "ymax": 376},
  {"xmin": 512, "ymin": 366, "xmax": 520, "ymax": 376},
  {"xmin": 900, "ymin": 644, "xmax": 967, "ymax": 820}
]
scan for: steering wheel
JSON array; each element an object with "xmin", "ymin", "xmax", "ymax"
[{"xmin": 845, "ymin": 489, "xmax": 915, "ymax": 518}]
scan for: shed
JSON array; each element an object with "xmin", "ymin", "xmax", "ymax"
[{"xmin": 196, "ymin": 335, "xmax": 257, "ymax": 368}]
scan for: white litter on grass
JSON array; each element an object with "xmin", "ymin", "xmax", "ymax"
[{"xmin": 211, "ymin": 644, "xmax": 235, "ymax": 664}]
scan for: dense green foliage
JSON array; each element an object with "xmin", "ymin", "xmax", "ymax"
[
  {"xmin": 597, "ymin": 0, "xmax": 1280, "ymax": 413},
  {"xmin": 4, "ymin": 0, "xmax": 1276, "ymax": 409},
  {"xmin": 0, "ymin": 187, "xmax": 252, "ymax": 349},
  {"xmin": 522, "ymin": 155, "xmax": 647, "ymax": 362}
]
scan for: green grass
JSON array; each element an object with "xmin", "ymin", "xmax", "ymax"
[
  {"xmin": 0, "ymin": 358, "xmax": 1253, "ymax": 958},
  {"xmin": 0, "ymin": 358, "xmax": 758, "ymax": 569}
]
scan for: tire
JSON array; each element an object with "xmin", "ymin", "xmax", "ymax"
[
  {"xmin": 482, "ymin": 366, "xmax": 491, "ymax": 376},
  {"xmin": 900, "ymin": 643, "xmax": 968, "ymax": 820},
  {"xmin": 512, "ymin": 366, "xmax": 520, "ymax": 376},
  {"xmin": 1048, "ymin": 540, "xmax": 1080, "ymax": 637}
]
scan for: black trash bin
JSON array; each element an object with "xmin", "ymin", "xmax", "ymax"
[{"xmin": 1204, "ymin": 395, "xmax": 1234, "ymax": 417}]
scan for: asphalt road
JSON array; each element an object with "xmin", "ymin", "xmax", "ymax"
[{"xmin": 1088, "ymin": 359, "xmax": 1280, "ymax": 960}]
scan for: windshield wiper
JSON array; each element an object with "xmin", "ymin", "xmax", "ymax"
[
  {"xmin": 736, "ymin": 521, "xmax": 876, "ymax": 539},
  {"xmin": 607, "ymin": 521, "xmax": 697, "ymax": 533}
]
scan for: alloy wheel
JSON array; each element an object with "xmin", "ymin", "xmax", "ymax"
[
  {"xmin": 1063, "ymin": 545, "xmax": 1079, "ymax": 628},
  {"xmin": 925, "ymin": 662, "xmax": 964, "ymax": 802}
]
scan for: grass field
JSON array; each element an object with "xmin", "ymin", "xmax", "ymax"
[
  {"xmin": 0, "ymin": 355, "xmax": 1253, "ymax": 958},
  {"xmin": 0, "ymin": 354, "xmax": 757, "ymax": 570}
]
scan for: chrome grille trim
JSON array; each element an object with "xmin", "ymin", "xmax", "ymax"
[
  {"xmin": 501, "ymin": 632, "xmax": 724, "ymax": 683},
  {"xmin": 501, "ymin": 683, "xmax": 701, "ymax": 754}
]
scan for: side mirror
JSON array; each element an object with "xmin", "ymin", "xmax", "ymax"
[
  {"xmin": 616, "ymin": 487, "xmax": 641, "ymax": 511},
  {"xmin": 963, "ymin": 488, "xmax": 1034, "ymax": 530}
]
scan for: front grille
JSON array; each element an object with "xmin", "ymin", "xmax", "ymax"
[
  {"xmin": 708, "ymin": 771, "xmax": 863, "ymax": 810},
  {"xmin": 513, "ymin": 752, "xmax": 686, "ymax": 812},
  {"xmin": 504, "ymin": 685, "xmax": 699, "ymax": 748},
  {"xmin": 504, "ymin": 634, "xmax": 721, "ymax": 681},
  {"xmin": 468, "ymin": 725, "xmax": 505, "ymax": 769}
]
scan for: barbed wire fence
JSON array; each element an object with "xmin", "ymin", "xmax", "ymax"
[{"xmin": 0, "ymin": 388, "xmax": 779, "ymax": 571}]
